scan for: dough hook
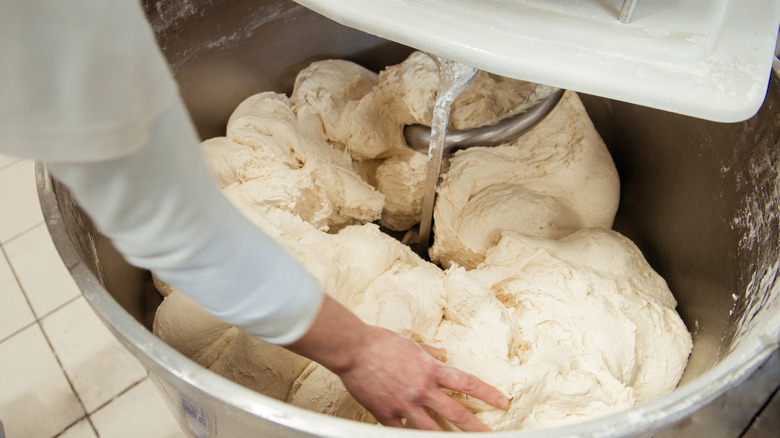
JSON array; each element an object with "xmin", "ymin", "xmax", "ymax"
[
  {"xmin": 404, "ymin": 85, "xmax": 564, "ymax": 155},
  {"xmin": 415, "ymin": 56, "xmax": 478, "ymax": 258}
]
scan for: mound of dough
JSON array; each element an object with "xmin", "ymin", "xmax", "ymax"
[
  {"xmin": 205, "ymin": 91, "xmax": 385, "ymax": 231},
  {"xmin": 153, "ymin": 51, "xmax": 692, "ymax": 432},
  {"xmin": 435, "ymin": 229, "xmax": 691, "ymax": 430},
  {"xmin": 431, "ymin": 90, "xmax": 620, "ymax": 269},
  {"xmin": 153, "ymin": 289, "xmax": 310, "ymax": 402}
]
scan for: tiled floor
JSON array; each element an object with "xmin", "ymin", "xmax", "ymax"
[{"xmin": 0, "ymin": 155, "xmax": 187, "ymax": 438}]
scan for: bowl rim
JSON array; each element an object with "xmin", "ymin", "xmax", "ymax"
[{"xmin": 34, "ymin": 90, "xmax": 780, "ymax": 437}]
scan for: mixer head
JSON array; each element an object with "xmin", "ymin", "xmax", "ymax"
[{"xmin": 292, "ymin": 0, "xmax": 780, "ymax": 122}]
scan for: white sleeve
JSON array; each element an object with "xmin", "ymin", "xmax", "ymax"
[
  {"xmin": 0, "ymin": 0, "xmax": 177, "ymax": 162},
  {"xmin": 48, "ymin": 101, "xmax": 324, "ymax": 345},
  {"xmin": 1, "ymin": 0, "xmax": 324, "ymax": 345}
]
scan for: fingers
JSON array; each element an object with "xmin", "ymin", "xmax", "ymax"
[
  {"xmin": 424, "ymin": 391, "xmax": 491, "ymax": 432},
  {"xmin": 403, "ymin": 408, "xmax": 443, "ymax": 431},
  {"xmin": 434, "ymin": 365, "xmax": 511, "ymax": 411},
  {"xmin": 377, "ymin": 393, "xmax": 492, "ymax": 433},
  {"xmin": 334, "ymin": 329, "xmax": 508, "ymax": 433},
  {"xmin": 376, "ymin": 416, "xmax": 405, "ymax": 429}
]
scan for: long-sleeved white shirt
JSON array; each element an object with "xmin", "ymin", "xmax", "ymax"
[{"xmin": 0, "ymin": 0, "xmax": 323, "ymax": 345}]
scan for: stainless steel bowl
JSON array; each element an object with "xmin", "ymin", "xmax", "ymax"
[{"xmin": 37, "ymin": 1, "xmax": 780, "ymax": 436}]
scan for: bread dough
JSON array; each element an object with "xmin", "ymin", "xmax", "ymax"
[
  {"xmin": 431, "ymin": 90, "xmax": 621, "ymax": 269},
  {"xmin": 153, "ymin": 52, "xmax": 692, "ymax": 431},
  {"xmin": 207, "ymin": 91, "xmax": 385, "ymax": 231},
  {"xmin": 435, "ymin": 229, "xmax": 691, "ymax": 430},
  {"xmin": 153, "ymin": 289, "xmax": 311, "ymax": 402}
]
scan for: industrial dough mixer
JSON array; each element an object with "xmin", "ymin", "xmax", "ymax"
[
  {"xmin": 37, "ymin": 0, "xmax": 780, "ymax": 437},
  {"xmin": 292, "ymin": 0, "xmax": 780, "ymax": 254}
]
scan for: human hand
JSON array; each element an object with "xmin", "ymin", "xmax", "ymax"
[
  {"xmin": 285, "ymin": 295, "xmax": 510, "ymax": 431},
  {"xmin": 336, "ymin": 325, "xmax": 510, "ymax": 431}
]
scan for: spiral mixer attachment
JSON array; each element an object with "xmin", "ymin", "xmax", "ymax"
[{"xmin": 403, "ymin": 85, "xmax": 564, "ymax": 156}]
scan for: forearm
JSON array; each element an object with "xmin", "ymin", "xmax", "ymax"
[
  {"xmin": 284, "ymin": 295, "xmax": 375, "ymax": 372},
  {"xmin": 48, "ymin": 101, "xmax": 324, "ymax": 345}
]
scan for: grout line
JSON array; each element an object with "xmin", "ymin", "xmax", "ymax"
[
  {"xmin": 88, "ymin": 376, "xmax": 148, "ymax": 416},
  {"xmin": 0, "ymin": 159, "xmax": 23, "ymax": 172},
  {"xmin": 0, "ymin": 161, "xmax": 45, "ymax": 245},
  {"xmin": 0, "ymin": 320, "xmax": 37, "ymax": 345},
  {"xmin": 38, "ymin": 294, "xmax": 83, "ymax": 322},
  {"xmin": 36, "ymin": 317, "xmax": 91, "ymax": 433},
  {"xmin": 0, "ymin": 235, "xmax": 74, "ymax": 323},
  {"xmin": 0, "ymin": 244, "xmax": 93, "ymax": 437},
  {"xmin": 0, "ymin": 220, "xmax": 45, "ymax": 247},
  {"xmin": 0, "ymin": 245, "xmax": 37, "ymax": 343},
  {"xmin": 51, "ymin": 415, "xmax": 100, "ymax": 438},
  {"xmin": 1, "ymin": 162, "xmax": 103, "ymax": 437},
  {"xmin": 87, "ymin": 415, "xmax": 100, "ymax": 438}
]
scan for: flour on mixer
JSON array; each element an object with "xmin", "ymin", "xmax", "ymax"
[{"xmin": 153, "ymin": 51, "xmax": 692, "ymax": 431}]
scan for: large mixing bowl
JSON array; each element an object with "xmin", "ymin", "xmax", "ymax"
[{"xmin": 37, "ymin": 1, "xmax": 780, "ymax": 437}]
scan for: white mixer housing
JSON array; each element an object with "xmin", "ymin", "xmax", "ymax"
[{"xmin": 293, "ymin": 0, "xmax": 780, "ymax": 122}]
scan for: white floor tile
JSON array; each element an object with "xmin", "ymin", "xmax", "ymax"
[
  {"xmin": 42, "ymin": 297, "xmax": 148, "ymax": 413},
  {"xmin": 0, "ymin": 251, "xmax": 35, "ymax": 342},
  {"xmin": 0, "ymin": 160, "xmax": 43, "ymax": 244},
  {"xmin": 0, "ymin": 324, "xmax": 85, "ymax": 438},
  {"xmin": 0, "ymin": 153, "xmax": 21, "ymax": 170},
  {"xmin": 4, "ymin": 224, "xmax": 81, "ymax": 318},
  {"xmin": 58, "ymin": 418, "xmax": 98, "ymax": 438},
  {"xmin": 91, "ymin": 379, "xmax": 187, "ymax": 438}
]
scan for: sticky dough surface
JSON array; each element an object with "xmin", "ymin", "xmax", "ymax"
[{"xmin": 153, "ymin": 52, "xmax": 692, "ymax": 431}]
